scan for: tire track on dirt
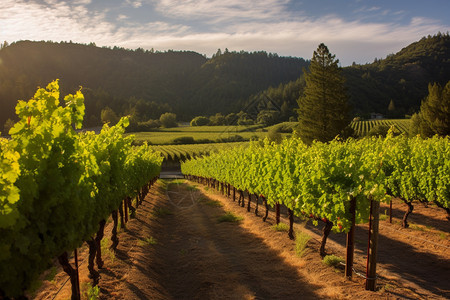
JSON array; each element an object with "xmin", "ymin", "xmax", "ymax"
[{"xmin": 154, "ymin": 180, "xmax": 320, "ymax": 299}]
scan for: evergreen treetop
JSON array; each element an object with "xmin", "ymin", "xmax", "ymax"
[
  {"xmin": 418, "ymin": 81, "xmax": 450, "ymax": 136},
  {"xmin": 297, "ymin": 43, "xmax": 350, "ymax": 144}
]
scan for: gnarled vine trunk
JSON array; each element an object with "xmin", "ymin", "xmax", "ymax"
[
  {"xmin": 288, "ymin": 209, "xmax": 294, "ymax": 240},
  {"xmin": 86, "ymin": 239, "xmax": 100, "ymax": 285},
  {"xmin": 402, "ymin": 200, "xmax": 414, "ymax": 228},
  {"xmin": 254, "ymin": 194, "xmax": 259, "ymax": 215},
  {"xmin": 320, "ymin": 221, "xmax": 333, "ymax": 257},
  {"xmin": 95, "ymin": 219, "xmax": 106, "ymax": 268},
  {"xmin": 263, "ymin": 197, "xmax": 269, "ymax": 222},
  {"xmin": 127, "ymin": 196, "xmax": 136, "ymax": 218},
  {"xmin": 110, "ymin": 210, "xmax": 119, "ymax": 252}
]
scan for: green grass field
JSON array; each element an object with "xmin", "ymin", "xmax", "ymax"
[
  {"xmin": 130, "ymin": 125, "xmax": 269, "ymax": 145},
  {"xmin": 157, "ymin": 125, "xmax": 264, "ymax": 132},
  {"xmin": 150, "ymin": 142, "xmax": 248, "ymax": 160},
  {"xmin": 133, "ymin": 119, "xmax": 410, "ymax": 162}
]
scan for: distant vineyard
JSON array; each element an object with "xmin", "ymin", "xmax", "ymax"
[
  {"xmin": 150, "ymin": 142, "xmax": 248, "ymax": 161},
  {"xmin": 351, "ymin": 119, "xmax": 411, "ymax": 136}
]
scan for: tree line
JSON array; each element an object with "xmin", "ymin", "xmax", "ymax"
[
  {"xmin": 0, "ymin": 34, "xmax": 448, "ymax": 135},
  {"xmin": 0, "ymin": 40, "xmax": 307, "ymax": 131}
]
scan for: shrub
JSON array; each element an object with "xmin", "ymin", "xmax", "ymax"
[
  {"xmin": 100, "ymin": 106, "xmax": 119, "ymax": 125},
  {"xmin": 190, "ymin": 116, "xmax": 210, "ymax": 126},
  {"xmin": 256, "ymin": 110, "xmax": 280, "ymax": 125},
  {"xmin": 367, "ymin": 124, "xmax": 390, "ymax": 137},
  {"xmin": 209, "ymin": 113, "xmax": 226, "ymax": 125},
  {"xmin": 274, "ymin": 123, "xmax": 295, "ymax": 133},
  {"xmin": 196, "ymin": 138, "xmax": 213, "ymax": 144},
  {"xmin": 171, "ymin": 136, "xmax": 195, "ymax": 144},
  {"xmin": 267, "ymin": 127, "xmax": 282, "ymax": 144},
  {"xmin": 138, "ymin": 119, "xmax": 161, "ymax": 131},
  {"xmin": 216, "ymin": 135, "xmax": 244, "ymax": 143},
  {"xmin": 160, "ymin": 112, "xmax": 177, "ymax": 128},
  {"xmin": 237, "ymin": 118, "xmax": 254, "ymax": 125}
]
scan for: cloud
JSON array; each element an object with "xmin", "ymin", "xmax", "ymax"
[
  {"xmin": 72, "ymin": 0, "xmax": 92, "ymax": 4},
  {"xmin": 134, "ymin": 16, "xmax": 447, "ymax": 64},
  {"xmin": 354, "ymin": 6, "xmax": 381, "ymax": 13},
  {"xmin": 0, "ymin": 0, "xmax": 448, "ymax": 66},
  {"xmin": 150, "ymin": 0, "xmax": 293, "ymax": 23},
  {"xmin": 126, "ymin": 0, "xmax": 143, "ymax": 8},
  {"xmin": 0, "ymin": 1, "xmax": 112, "ymax": 42}
]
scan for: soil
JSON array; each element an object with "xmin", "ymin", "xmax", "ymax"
[{"xmin": 33, "ymin": 179, "xmax": 449, "ymax": 299}]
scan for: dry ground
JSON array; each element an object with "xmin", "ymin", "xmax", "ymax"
[{"xmin": 33, "ymin": 179, "xmax": 449, "ymax": 299}]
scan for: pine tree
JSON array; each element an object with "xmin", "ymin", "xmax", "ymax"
[
  {"xmin": 388, "ymin": 99, "xmax": 396, "ymax": 112},
  {"xmin": 296, "ymin": 43, "xmax": 350, "ymax": 144},
  {"xmin": 387, "ymin": 99, "xmax": 396, "ymax": 118},
  {"xmin": 419, "ymin": 81, "xmax": 450, "ymax": 136}
]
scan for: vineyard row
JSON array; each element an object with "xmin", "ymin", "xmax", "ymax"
[{"xmin": 0, "ymin": 81, "xmax": 163, "ymax": 299}]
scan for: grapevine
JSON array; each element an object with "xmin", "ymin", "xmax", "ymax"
[{"xmin": 0, "ymin": 81, "xmax": 163, "ymax": 298}]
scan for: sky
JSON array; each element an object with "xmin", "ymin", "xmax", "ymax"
[{"xmin": 0, "ymin": 0, "xmax": 449, "ymax": 65}]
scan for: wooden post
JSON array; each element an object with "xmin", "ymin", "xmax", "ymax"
[
  {"xmin": 118, "ymin": 201, "xmax": 125, "ymax": 229},
  {"xmin": 124, "ymin": 199, "xmax": 128, "ymax": 223},
  {"xmin": 233, "ymin": 187, "xmax": 236, "ymax": 201},
  {"xmin": 58, "ymin": 252, "xmax": 80, "ymax": 300},
  {"xmin": 247, "ymin": 192, "xmax": 251, "ymax": 212},
  {"xmin": 345, "ymin": 196, "xmax": 356, "ymax": 278},
  {"xmin": 135, "ymin": 195, "xmax": 139, "ymax": 209},
  {"xmin": 138, "ymin": 189, "xmax": 143, "ymax": 205},
  {"xmin": 365, "ymin": 198, "xmax": 380, "ymax": 291},
  {"xmin": 74, "ymin": 249, "xmax": 81, "ymax": 300},
  {"xmin": 276, "ymin": 203, "xmax": 280, "ymax": 225}
]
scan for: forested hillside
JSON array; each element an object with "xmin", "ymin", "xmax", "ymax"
[
  {"xmin": 0, "ymin": 33, "xmax": 448, "ymax": 129},
  {"xmin": 0, "ymin": 41, "xmax": 307, "ymax": 127},
  {"xmin": 245, "ymin": 33, "xmax": 450, "ymax": 120},
  {"xmin": 344, "ymin": 32, "xmax": 450, "ymax": 117}
]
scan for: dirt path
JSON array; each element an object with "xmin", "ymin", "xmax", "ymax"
[
  {"xmin": 109, "ymin": 180, "xmax": 322, "ymax": 299},
  {"xmin": 34, "ymin": 179, "xmax": 449, "ymax": 299}
]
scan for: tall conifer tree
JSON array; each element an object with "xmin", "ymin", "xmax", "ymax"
[
  {"xmin": 418, "ymin": 81, "xmax": 450, "ymax": 136},
  {"xmin": 296, "ymin": 43, "xmax": 350, "ymax": 144}
]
